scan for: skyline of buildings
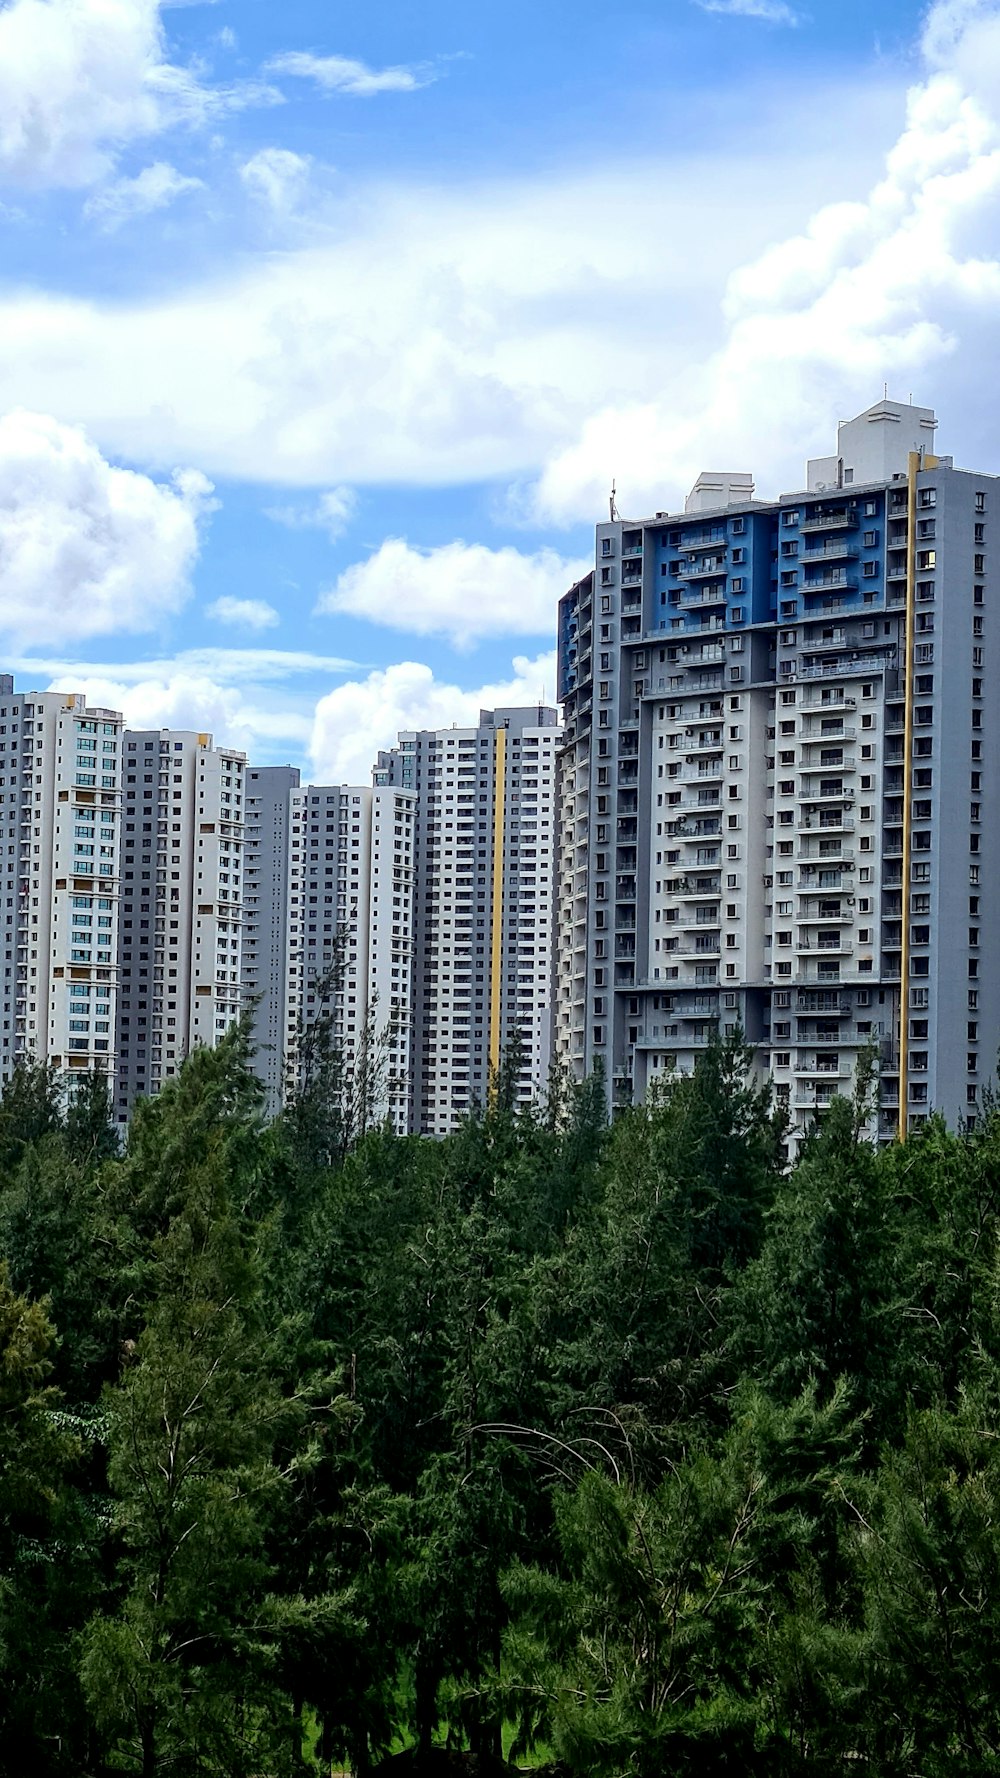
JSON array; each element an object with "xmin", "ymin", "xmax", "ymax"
[
  {"xmin": 0, "ymin": 686, "xmax": 561, "ymax": 1134},
  {"xmin": 1, "ymin": 394, "xmax": 996, "ymax": 1143}
]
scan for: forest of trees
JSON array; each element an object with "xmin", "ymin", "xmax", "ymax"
[{"xmin": 4, "ymin": 1024, "xmax": 1000, "ymax": 1774}]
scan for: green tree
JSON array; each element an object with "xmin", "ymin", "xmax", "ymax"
[{"xmin": 0, "ymin": 1264, "xmax": 88, "ymax": 1776}]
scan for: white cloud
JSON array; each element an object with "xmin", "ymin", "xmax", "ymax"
[
  {"xmin": 265, "ymin": 485, "xmax": 358, "ymax": 538},
  {"xmin": 0, "ymin": 411, "xmax": 212, "ymax": 646},
  {"xmin": 265, "ymin": 50, "xmax": 434, "ymax": 97},
  {"xmin": 318, "ymin": 538, "xmax": 588, "ymax": 648},
  {"xmin": 206, "ymin": 594, "xmax": 279, "ymax": 630},
  {"xmin": 0, "ymin": 93, "xmax": 895, "ymax": 487},
  {"xmin": 310, "ymin": 650, "xmax": 558, "ymax": 783},
  {"xmin": 532, "ymin": 0, "xmax": 1000, "ymax": 521},
  {"xmin": 696, "ymin": 0, "xmax": 800, "ymax": 21},
  {"xmin": 19, "ymin": 645, "xmax": 358, "ymax": 767},
  {"xmin": 239, "ymin": 146, "xmax": 311, "ymax": 212},
  {"xmin": 83, "ymin": 160, "xmax": 203, "ymax": 229},
  {"xmin": 0, "ymin": 0, "xmax": 279, "ymax": 190}
]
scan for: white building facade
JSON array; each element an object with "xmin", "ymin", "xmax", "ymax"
[
  {"xmin": 0, "ymin": 682, "xmax": 123, "ymax": 1088},
  {"xmin": 282, "ymin": 784, "xmax": 416, "ymax": 1134},
  {"xmin": 374, "ymin": 706, "xmax": 560, "ymax": 1134},
  {"xmin": 115, "ymin": 730, "xmax": 246, "ymax": 1122},
  {"xmin": 557, "ymin": 400, "xmax": 999, "ymax": 1146},
  {"xmin": 244, "ymin": 764, "xmax": 300, "ymax": 1117}
]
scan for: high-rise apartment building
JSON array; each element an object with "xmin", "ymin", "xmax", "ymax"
[
  {"xmin": 282, "ymin": 783, "xmax": 415, "ymax": 1133},
  {"xmin": 115, "ymin": 730, "xmax": 246, "ymax": 1122},
  {"xmin": 244, "ymin": 764, "xmax": 300, "ymax": 1116},
  {"xmin": 374, "ymin": 706, "xmax": 559, "ymax": 1134},
  {"xmin": 0, "ymin": 681, "xmax": 122, "ymax": 1087},
  {"xmin": 557, "ymin": 399, "xmax": 998, "ymax": 1145}
]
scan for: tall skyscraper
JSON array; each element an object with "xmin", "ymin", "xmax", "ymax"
[
  {"xmin": 0, "ymin": 682, "xmax": 122, "ymax": 1088},
  {"xmin": 374, "ymin": 706, "xmax": 560, "ymax": 1134},
  {"xmin": 556, "ymin": 399, "xmax": 997, "ymax": 1146},
  {"xmin": 244, "ymin": 764, "xmax": 300, "ymax": 1116},
  {"xmin": 115, "ymin": 730, "xmax": 246, "ymax": 1122},
  {"xmin": 282, "ymin": 783, "xmax": 415, "ymax": 1133}
]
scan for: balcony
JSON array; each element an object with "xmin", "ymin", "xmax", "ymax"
[
  {"xmin": 677, "ymin": 763, "xmax": 724, "ymax": 784},
  {"xmin": 675, "ymin": 733, "xmax": 723, "ymax": 753},
  {"xmin": 801, "ymin": 541, "xmax": 860, "ymax": 562},
  {"xmin": 796, "ymin": 652, "xmax": 892, "ymax": 680},
  {"xmin": 799, "ymin": 812, "xmax": 855, "ymax": 833},
  {"xmin": 678, "ymin": 583, "xmax": 728, "ymax": 608},
  {"xmin": 800, "ymin": 507, "xmax": 858, "ymax": 533},
  {"xmin": 671, "ymin": 878, "xmax": 721, "ymax": 899},
  {"xmin": 802, "ymin": 575, "xmax": 859, "ymax": 595},
  {"xmin": 797, "ymin": 785, "xmax": 855, "ymax": 805},
  {"xmin": 796, "ymin": 938, "xmax": 854, "ymax": 956},
  {"xmin": 797, "ymin": 841, "xmax": 855, "ymax": 865},
  {"xmin": 793, "ymin": 725, "xmax": 857, "ymax": 746},
  {"xmin": 676, "ymin": 558, "xmax": 727, "ymax": 582},
  {"xmin": 796, "ymin": 992, "xmax": 851, "ymax": 1014},
  {"xmin": 800, "ymin": 628, "xmax": 847, "ymax": 651}
]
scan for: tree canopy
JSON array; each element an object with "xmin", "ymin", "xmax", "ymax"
[{"xmin": 1, "ymin": 1031, "xmax": 1000, "ymax": 1774}]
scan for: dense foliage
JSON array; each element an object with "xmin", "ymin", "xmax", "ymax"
[{"xmin": 3, "ymin": 1027, "xmax": 1000, "ymax": 1774}]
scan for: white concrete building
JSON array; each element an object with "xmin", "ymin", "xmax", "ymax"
[
  {"xmin": 282, "ymin": 784, "xmax": 416, "ymax": 1134},
  {"xmin": 115, "ymin": 730, "xmax": 246, "ymax": 1122},
  {"xmin": 374, "ymin": 707, "xmax": 560, "ymax": 1134},
  {"xmin": 0, "ymin": 681, "xmax": 122, "ymax": 1088},
  {"xmin": 557, "ymin": 400, "xmax": 1000, "ymax": 1147},
  {"xmin": 244, "ymin": 764, "xmax": 300, "ymax": 1117}
]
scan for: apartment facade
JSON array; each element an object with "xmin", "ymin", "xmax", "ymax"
[
  {"xmin": 0, "ymin": 682, "xmax": 122, "ymax": 1088},
  {"xmin": 556, "ymin": 400, "xmax": 998, "ymax": 1144},
  {"xmin": 374, "ymin": 706, "xmax": 559, "ymax": 1134},
  {"xmin": 115, "ymin": 730, "xmax": 246, "ymax": 1122},
  {"xmin": 282, "ymin": 784, "xmax": 415, "ymax": 1134},
  {"xmin": 244, "ymin": 764, "xmax": 300, "ymax": 1116}
]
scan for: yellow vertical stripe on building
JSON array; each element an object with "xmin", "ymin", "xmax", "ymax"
[
  {"xmin": 897, "ymin": 451, "xmax": 918, "ymax": 1142},
  {"xmin": 489, "ymin": 724, "xmax": 507, "ymax": 1080},
  {"xmin": 898, "ymin": 449, "xmax": 937, "ymax": 1141}
]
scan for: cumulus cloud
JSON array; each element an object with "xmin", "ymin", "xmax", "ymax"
[
  {"xmin": 265, "ymin": 485, "xmax": 358, "ymax": 537},
  {"xmin": 22, "ymin": 645, "xmax": 357, "ymax": 767},
  {"xmin": 0, "ymin": 411, "xmax": 212, "ymax": 646},
  {"xmin": 6, "ymin": 1, "xmax": 996, "ymax": 509},
  {"xmin": 206, "ymin": 595, "xmax": 279, "ymax": 630},
  {"xmin": 83, "ymin": 160, "xmax": 203, "ymax": 229},
  {"xmin": 318, "ymin": 539, "xmax": 588, "ymax": 648},
  {"xmin": 310, "ymin": 651, "xmax": 558, "ymax": 783},
  {"xmin": 533, "ymin": 0, "xmax": 1000, "ymax": 520},
  {"xmin": 265, "ymin": 50, "xmax": 434, "ymax": 97},
  {"xmin": 240, "ymin": 146, "xmax": 312, "ymax": 212},
  {"xmin": 0, "ymin": 82, "xmax": 895, "ymax": 485},
  {"xmin": 0, "ymin": 0, "xmax": 279, "ymax": 189}
]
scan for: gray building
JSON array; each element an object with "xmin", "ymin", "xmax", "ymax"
[
  {"xmin": 115, "ymin": 729, "xmax": 246, "ymax": 1122},
  {"xmin": 374, "ymin": 706, "xmax": 559, "ymax": 1134},
  {"xmin": 0, "ymin": 682, "xmax": 122, "ymax": 1091},
  {"xmin": 281, "ymin": 783, "xmax": 416, "ymax": 1135},
  {"xmin": 556, "ymin": 399, "xmax": 998, "ymax": 1145},
  {"xmin": 244, "ymin": 764, "xmax": 300, "ymax": 1117}
]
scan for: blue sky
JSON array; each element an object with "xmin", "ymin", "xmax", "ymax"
[{"xmin": 0, "ymin": 0, "xmax": 998, "ymax": 779}]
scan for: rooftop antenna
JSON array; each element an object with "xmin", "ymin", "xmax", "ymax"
[
  {"xmin": 883, "ymin": 381, "xmax": 888, "ymax": 399},
  {"xmin": 609, "ymin": 479, "xmax": 619, "ymax": 523}
]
